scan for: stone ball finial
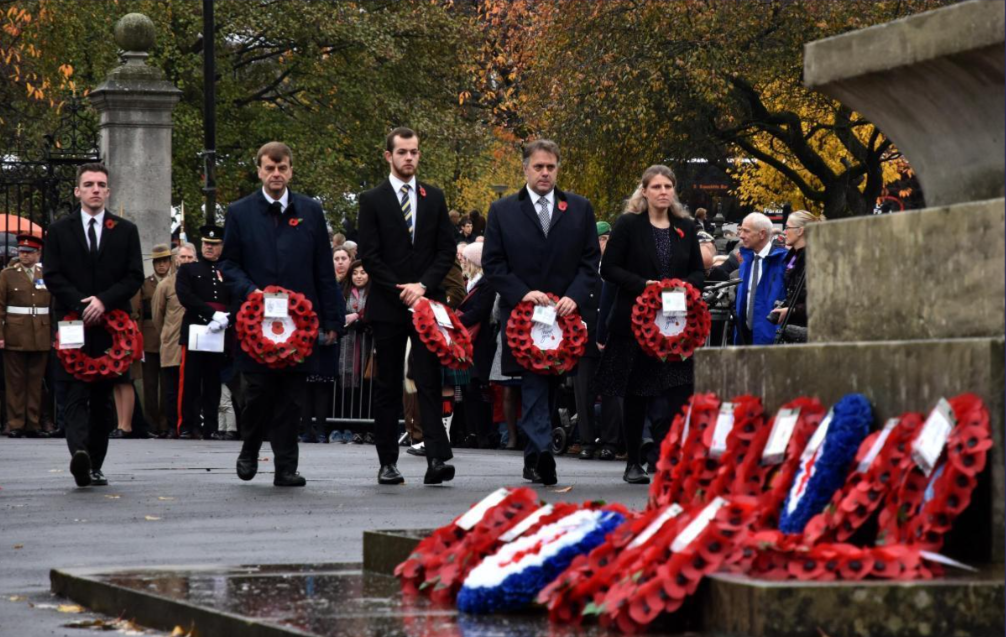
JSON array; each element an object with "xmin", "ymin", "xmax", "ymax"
[{"xmin": 114, "ymin": 13, "xmax": 156, "ymax": 52}]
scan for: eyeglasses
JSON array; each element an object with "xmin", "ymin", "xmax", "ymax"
[{"xmin": 784, "ymin": 226, "xmax": 801, "ymax": 231}]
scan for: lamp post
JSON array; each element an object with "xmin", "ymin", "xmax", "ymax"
[
  {"xmin": 201, "ymin": 0, "xmax": 216, "ymax": 226},
  {"xmin": 490, "ymin": 184, "xmax": 508, "ymax": 200}
]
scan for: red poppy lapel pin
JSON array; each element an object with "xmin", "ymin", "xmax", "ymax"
[
  {"xmin": 419, "ymin": 185, "xmax": 427, "ymax": 198},
  {"xmin": 557, "ymin": 200, "xmax": 568, "ymax": 212},
  {"xmin": 289, "ymin": 218, "xmax": 302, "ymax": 227},
  {"xmin": 675, "ymin": 226, "xmax": 684, "ymax": 238},
  {"xmin": 105, "ymin": 219, "xmax": 117, "ymax": 230}
]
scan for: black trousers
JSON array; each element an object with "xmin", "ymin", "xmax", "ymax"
[
  {"xmin": 371, "ymin": 320, "xmax": 449, "ymax": 466},
  {"xmin": 64, "ymin": 379, "xmax": 115, "ymax": 470},
  {"xmin": 301, "ymin": 380, "xmax": 333, "ymax": 437},
  {"xmin": 573, "ymin": 355, "xmax": 621, "ymax": 449},
  {"xmin": 240, "ymin": 372, "xmax": 304, "ymax": 474},
  {"xmin": 462, "ymin": 381, "xmax": 493, "ymax": 448},
  {"xmin": 162, "ymin": 366, "xmax": 180, "ymax": 434},
  {"xmin": 623, "ymin": 384, "xmax": 693, "ymax": 466},
  {"xmin": 180, "ymin": 348, "xmax": 225, "ymax": 435}
]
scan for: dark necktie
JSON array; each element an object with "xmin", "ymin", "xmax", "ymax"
[
  {"xmin": 269, "ymin": 201, "xmax": 283, "ymax": 227},
  {"xmin": 746, "ymin": 255, "xmax": 762, "ymax": 326},
  {"xmin": 88, "ymin": 218, "xmax": 98, "ymax": 257}
]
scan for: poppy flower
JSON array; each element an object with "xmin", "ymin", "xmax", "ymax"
[
  {"xmin": 557, "ymin": 200, "xmax": 567, "ymax": 211},
  {"xmin": 288, "ymin": 218, "xmax": 302, "ymax": 227},
  {"xmin": 105, "ymin": 219, "xmax": 116, "ymax": 229}
]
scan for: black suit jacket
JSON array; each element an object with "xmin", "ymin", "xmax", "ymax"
[
  {"xmin": 600, "ymin": 212, "xmax": 705, "ymax": 338},
  {"xmin": 357, "ymin": 179, "xmax": 456, "ymax": 324},
  {"xmin": 457, "ymin": 277, "xmax": 497, "ymax": 381},
  {"xmin": 482, "ymin": 186, "xmax": 600, "ymax": 376},
  {"xmin": 43, "ymin": 211, "xmax": 144, "ymax": 361},
  {"xmin": 219, "ymin": 190, "xmax": 344, "ymax": 374}
]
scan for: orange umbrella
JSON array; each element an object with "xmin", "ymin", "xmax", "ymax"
[{"xmin": 0, "ymin": 214, "xmax": 44, "ymax": 237}]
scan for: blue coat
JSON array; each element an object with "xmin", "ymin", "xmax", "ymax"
[
  {"xmin": 734, "ymin": 244, "xmax": 788, "ymax": 345},
  {"xmin": 482, "ymin": 186, "xmax": 600, "ymax": 376},
  {"xmin": 220, "ymin": 190, "xmax": 345, "ymax": 373}
]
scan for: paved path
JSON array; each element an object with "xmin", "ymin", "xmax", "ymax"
[{"xmin": 0, "ymin": 438, "xmax": 650, "ymax": 635}]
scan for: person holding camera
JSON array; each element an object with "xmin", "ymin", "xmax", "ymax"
[{"xmin": 768, "ymin": 210, "xmax": 824, "ymax": 341}]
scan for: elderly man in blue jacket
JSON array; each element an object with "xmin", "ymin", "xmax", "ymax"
[
  {"xmin": 733, "ymin": 212, "xmax": 787, "ymax": 345},
  {"xmin": 482, "ymin": 139, "xmax": 600, "ymax": 486},
  {"xmin": 220, "ymin": 141, "xmax": 344, "ymax": 487}
]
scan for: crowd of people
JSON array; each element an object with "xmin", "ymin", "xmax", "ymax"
[{"xmin": 0, "ymin": 129, "xmax": 823, "ymax": 490}]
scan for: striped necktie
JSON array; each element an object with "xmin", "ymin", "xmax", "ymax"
[
  {"xmin": 537, "ymin": 197, "xmax": 550, "ymax": 236},
  {"xmin": 400, "ymin": 184, "xmax": 413, "ymax": 241}
]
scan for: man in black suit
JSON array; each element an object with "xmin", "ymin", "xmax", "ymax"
[
  {"xmin": 482, "ymin": 140, "xmax": 600, "ymax": 486},
  {"xmin": 220, "ymin": 142, "xmax": 343, "ymax": 487},
  {"xmin": 43, "ymin": 163, "xmax": 144, "ymax": 487},
  {"xmin": 358, "ymin": 127, "xmax": 457, "ymax": 486}
]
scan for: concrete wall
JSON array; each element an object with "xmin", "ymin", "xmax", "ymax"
[{"xmin": 807, "ymin": 198, "xmax": 1005, "ymax": 342}]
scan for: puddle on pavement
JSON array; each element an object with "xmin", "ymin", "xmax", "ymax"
[{"xmin": 93, "ymin": 563, "xmax": 699, "ymax": 636}]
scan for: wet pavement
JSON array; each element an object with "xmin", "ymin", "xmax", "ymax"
[{"xmin": 0, "ymin": 438, "xmax": 651, "ymax": 636}]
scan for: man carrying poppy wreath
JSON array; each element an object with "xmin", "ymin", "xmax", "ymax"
[
  {"xmin": 43, "ymin": 163, "xmax": 144, "ymax": 487},
  {"xmin": 220, "ymin": 141, "xmax": 344, "ymax": 488},
  {"xmin": 358, "ymin": 126, "xmax": 457, "ymax": 487},
  {"xmin": 482, "ymin": 139, "xmax": 601, "ymax": 486}
]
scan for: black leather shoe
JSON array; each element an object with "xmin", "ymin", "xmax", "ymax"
[
  {"xmin": 623, "ymin": 463, "xmax": 650, "ymax": 484},
  {"xmin": 70, "ymin": 450, "xmax": 92, "ymax": 487},
  {"xmin": 6, "ymin": 429, "xmax": 23, "ymax": 438},
  {"xmin": 578, "ymin": 445, "xmax": 596, "ymax": 460},
  {"xmin": 274, "ymin": 472, "xmax": 306, "ymax": 487},
  {"xmin": 224, "ymin": 431, "xmax": 240, "ymax": 441},
  {"xmin": 424, "ymin": 459, "xmax": 456, "ymax": 485},
  {"xmin": 406, "ymin": 442, "xmax": 426, "ymax": 456},
  {"xmin": 597, "ymin": 448, "xmax": 616, "ymax": 461},
  {"xmin": 108, "ymin": 429, "xmax": 127, "ymax": 439},
  {"xmin": 236, "ymin": 455, "xmax": 258, "ymax": 481},
  {"xmin": 178, "ymin": 430, "xmax": 193, "ymax": 440},
  {"xmin": 378, "ymin": 464, "xmax": 405, "ymax": 485},
  {"xmin": 537, "ymin": 453, "xmax": 558, "ymax": 486},
  {"xmin": 522, "ymin": 466, "xmax": 542, "ymax": 483},
  {"xmin": 89, "ymin": 470, "xmax": 109, "ymax": 486}
]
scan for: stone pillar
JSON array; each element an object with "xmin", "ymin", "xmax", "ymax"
[{"xmin": 88, "ymin": 13, "xmax": 181, "ymax": 275}]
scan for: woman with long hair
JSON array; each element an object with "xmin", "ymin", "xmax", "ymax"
[
  {"xmin": 768, "ymin": 210, "xmax": 823, "ymax": 329},
  {"xmin": 593, "ymin": 165, "xmax": 705, "ymax": 484}
]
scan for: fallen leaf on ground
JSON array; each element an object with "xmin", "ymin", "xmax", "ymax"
[
  {"xmin": 157, "ymin": 496, "xmax": 175, "ymax": 501},
  {"xmin": 8, "ymin": 595, "xmax": 25, "ymax": 602},
  {"xmin": 259, "ymin": 457, "xmax": 270, "ymax": 462},
  {"xmin": 171, "ymin": 626, "xmax": 193, "ymax": 636},
  {"xmin": 13, "ymin": 544, "xmax": 23, "ymax": 549},
  {"xmin": 57, "ymin": 604, "xmax": 84, "ymax": 613},
  {"xmin": 48, "ymin": 469, "xmax": 63, "ymax": 473},
  {"xmin": 552, "ymin": 486, "xmax": 573, "ymax": 493},
  {"xmin": 61, "ymin": 619, "xmax": 105, "ymax": 628},
  {"xmin": 144, "ymin": 516, "xmax": 161, "ymax": 521},
  {"xmin": 104, "ymin": 494, "xmax": 121, "ymax": 500}
]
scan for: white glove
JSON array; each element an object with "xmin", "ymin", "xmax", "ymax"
[
  {"xmin": 207, "ymin": 319, "xmax": 224, "ymax": 333},
  {"xmin": 211, "ymin": 311, "xmax": 229, "ymax": 330}
]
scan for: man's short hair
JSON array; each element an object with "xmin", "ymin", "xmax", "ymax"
[
  {"xmin": 256, "ymin": 141, "xmax": 293, "ymax": 167},
  {"xmin": 743, "ymin": 212, "xmax": 774, "ymax": 235},
  {"xmin": 386, "ymin": 127, "xmax": 417, "ymax": 152},
  {"xmin": 75, "ymin": 163, "xmax": 109, "ymax": 186},
  {"xmin": 522, "ymin": 139, "xmax": 560, "ymax": 165}
]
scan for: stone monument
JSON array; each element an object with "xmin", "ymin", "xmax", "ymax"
[{"xmin": 88, "ymin": 13, "xmax": 181, "ymax": 274}]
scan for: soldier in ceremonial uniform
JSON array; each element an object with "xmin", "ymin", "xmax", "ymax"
[
  {"xmin": 0, "ymin": 234, "xmax": 51, "ymax": 438},
  {"xmin": 175, "ymin": 225, "xmax": 231, "ymax": 439},
  {"xmin": 141, "ymin": 244, "xmax": 172, "ymax": 437}
]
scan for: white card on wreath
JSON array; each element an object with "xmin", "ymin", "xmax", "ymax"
[
  {"xmin": 655, "ymin": 311, "xmax": 687, "ymax": 338},
  {"xmin": 801, "ymin": 408, "xmax": 834, "ymax": 461},
  {"xmin": 709, "ymin": 402, "xmax": 735, "ymax": 459},
  {"xmin": 912, "ymin": 398, "xmax": 955, "ymax": 477},
  {"xmin": 264, "ymin": 292, "xmax": 289, "ymax": 318},
  {"xmin": 532, "ymin": 304, "xmax": 557, "ymax": 326},
  {"xmin": 500, "ymin": 505, "xmax": 554, "ymax": 542},
  {"xmin": 430, "ymin": 301, "xmax": 453, "ymax": 328},
  {"xmin": 661, "ymin": 289, "xmax": 687, "ymax": 315},
  {"xmin": 681, "ymin": 403, "xmax": 694, "ymax": 445},
  {"xmin": 57, "ymin": 321, "xmax": 85, "ymax": 350},
  {"xmin": 761, "ymin": 407, "xmax": 801, "ymax": 466},
  {"xmin": 531, "ymin": 322, "xmax": 562, "ymax": 351},
  {"xmin": 628, "ymin": 504, "xmax": 684, "ymax": 549},
  {"xmin": 857, "ymin": 417, "xmax": 899, "ymax": 473},
  {"xmin": 438, "ymin": 324, "xmax": 453, "ymax": 345},
  {"xmin": 455, "ymin": 488, "xmax": 510, "ymax": 531},
  {"xmin": 672, "ymin": 497, "xmax": 726, "ymax": 553}
]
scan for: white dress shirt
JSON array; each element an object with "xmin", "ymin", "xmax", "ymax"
[
  {"xmin": 261, "ymin": 187, "xmax": 290, "ymax": 213},
  {"xmin": 526, "ymin": 185, "xmax": 555, "ymax": 226},
  {"xmin": 81, "ymin": 209, "xmax": 106, "ymax": 251}
]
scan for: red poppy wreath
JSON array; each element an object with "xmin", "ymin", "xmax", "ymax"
[
  {"xmin": 631, "ymin": 279, "xmax": 710, "ymax": 361},
  {"xmin": 55, "ymin": 309, "xmax": 142, "ymax": 382},
  {"xmin": 235, "ymin": 286, "xmax": 319, "ymax": 369},
  {"xmin": 412, "ymin": 299, "xmax": 473, "ymax": 370},
  {"xmin": 506, "ymin": 293, "xmax": 587, "ymax": 375}
]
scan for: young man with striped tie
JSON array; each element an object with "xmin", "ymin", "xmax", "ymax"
[{"xmin": 358, "ymin": 127, "xmax": 458, "ymax": 487}]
